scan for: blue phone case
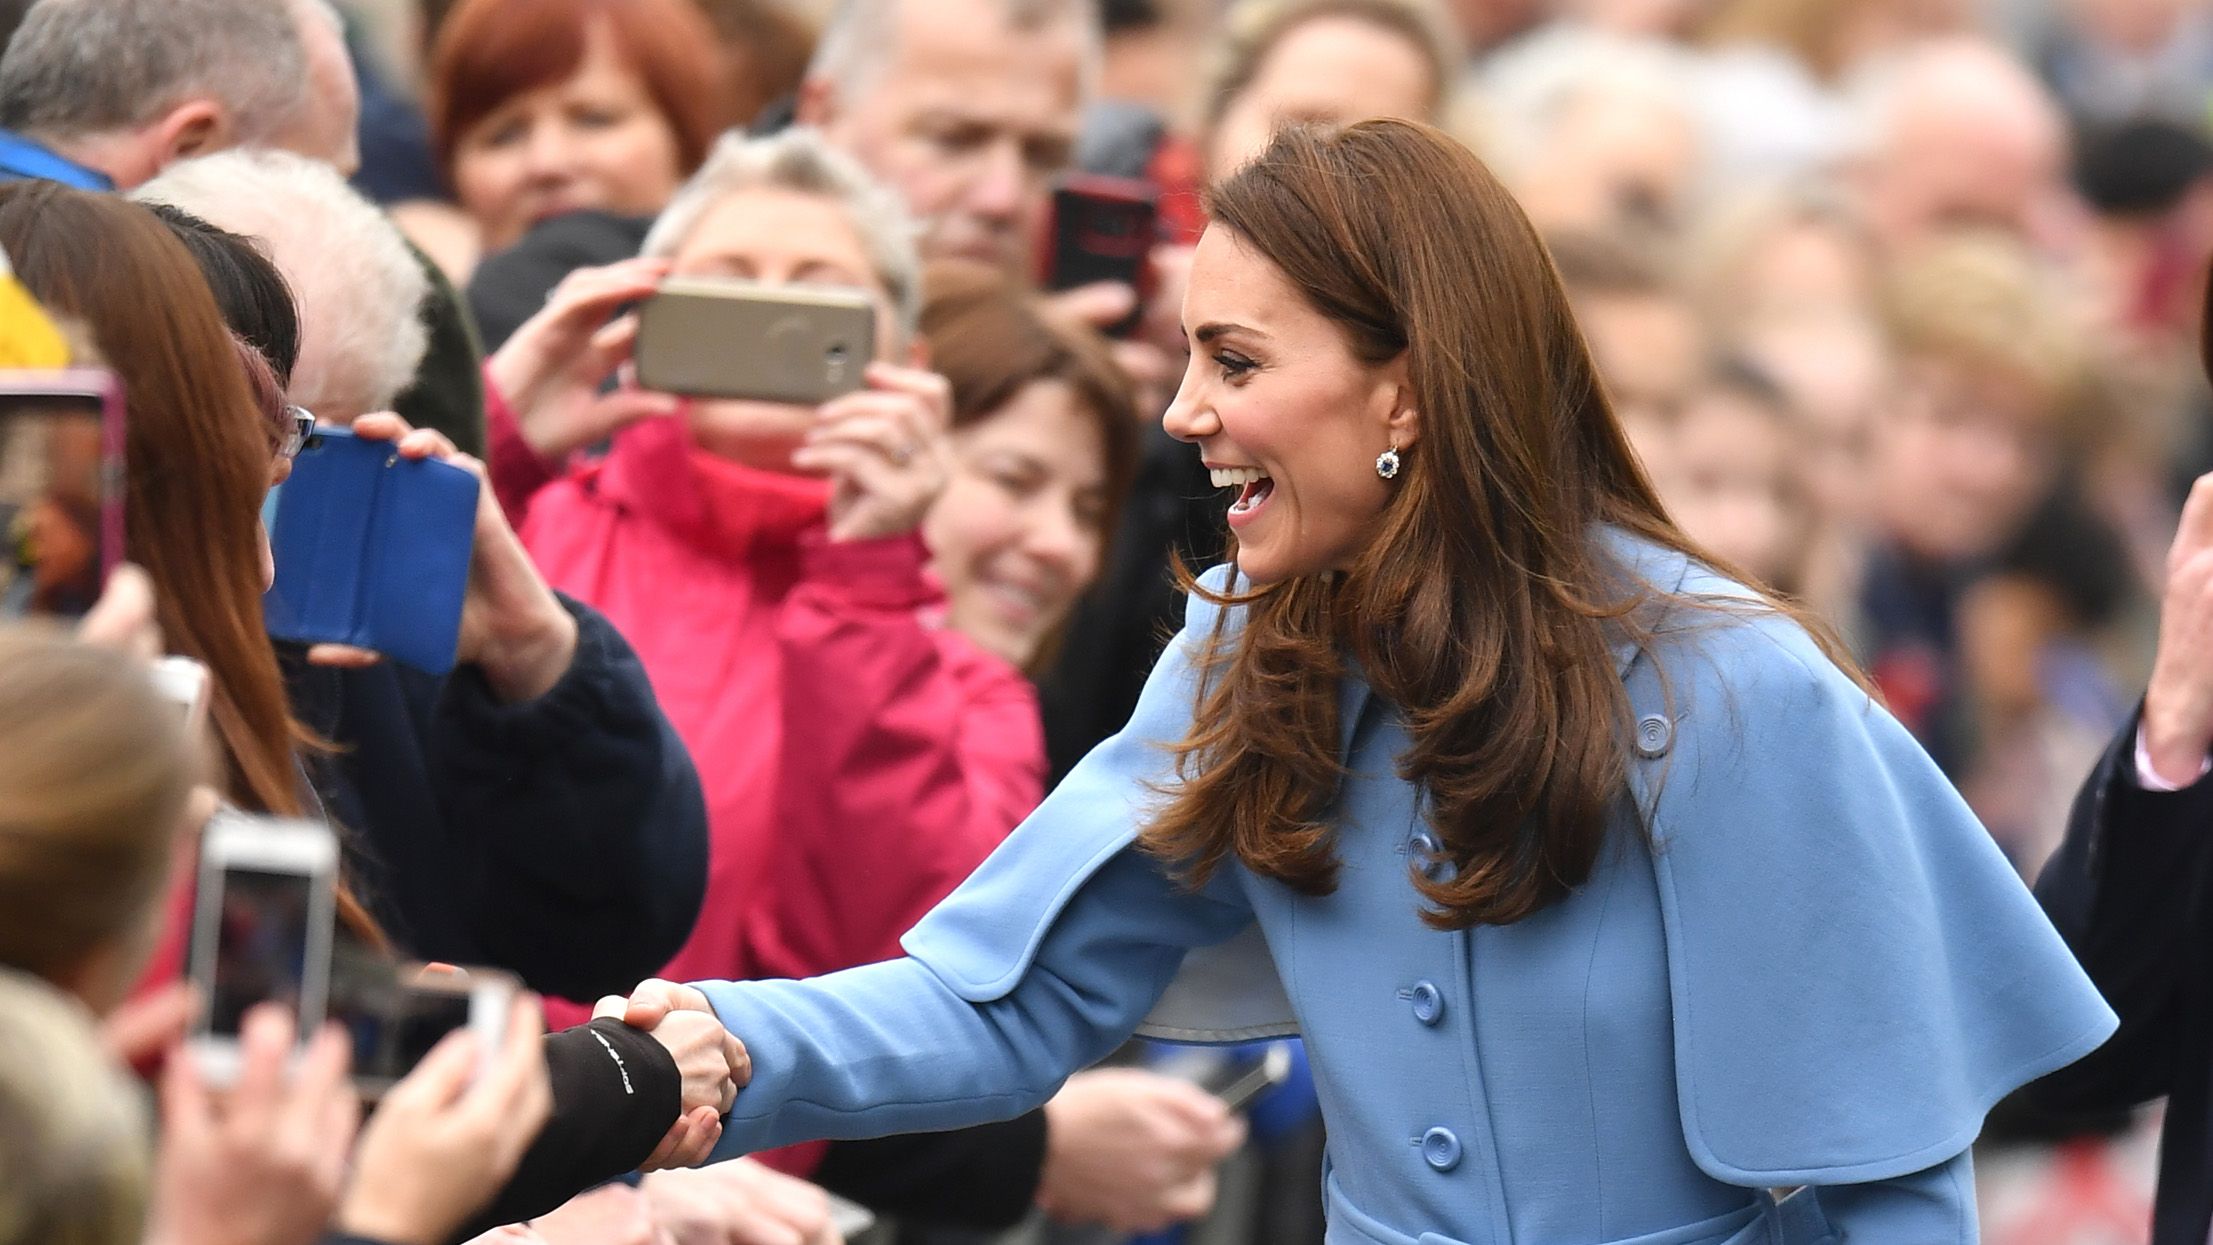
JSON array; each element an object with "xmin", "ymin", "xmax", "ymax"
[{"xmin": 263, "ymin": 428, "xmax": 478, "ymax": 674}]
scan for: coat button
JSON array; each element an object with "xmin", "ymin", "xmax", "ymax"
[
  {"xmin": 1408, "ymin": 831, "xmax": 1450, "ymax": 880},
  {"xmin": 1634, "ymin": 714, "xmax": 1674, "ymax": 759},
  {"xmin": 1408, "ymin": 981, "xmax": 1444, "ymax": 1025},
  {"xmin": 1421, "ymin": 1127, "xmax": 1462, "ymax": 1172}
]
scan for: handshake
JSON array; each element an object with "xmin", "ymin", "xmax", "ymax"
[{"xmin": 594, "ymin": 979, "xmax": 748, "ymax": 1171}]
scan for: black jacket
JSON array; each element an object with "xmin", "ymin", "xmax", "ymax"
[
  {"xmin": 285, "ymin": 596, "xmax": 709, "ymax": 1002},
  {"xmin": 2032, "ymin": 708, "xmax": 2213, "ymax": 1243}
]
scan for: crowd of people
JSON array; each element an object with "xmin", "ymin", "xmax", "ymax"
[{"xmin": 0, "ymin": 0, "xmax": 2210, "ymax": 1241}]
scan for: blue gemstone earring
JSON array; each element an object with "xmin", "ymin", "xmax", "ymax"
[{"xmin": 1375, "ymin": 445, "xmax": 1402, "ymax": 480}]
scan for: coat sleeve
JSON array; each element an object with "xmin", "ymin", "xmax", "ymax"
[
  {"xmin": 481, "ymin": 369, "xmax": 565, "ymax": 527},
  {"xmin": 742, "ymin": 531, "xmax": 1044, "ymax": 982},
  {"xmin": 2029, "ymin": 707, "xmax": 2213, "ymax": 1113},
  {"xmin": 425, "ymin": 596, "xmax": 710, "ymax": 1001},
  {"xmin": 1628, "ymin": 613, "xmax": 2117, "ymax": 1203},
  {"xmin": 695, "ymin": 569, "xmax": 1256, "ymax": 1157}
]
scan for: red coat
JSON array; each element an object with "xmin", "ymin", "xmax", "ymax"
[{"xmin": 490, "ymin": 395, "xmax": 1044, "ymax": 1035}]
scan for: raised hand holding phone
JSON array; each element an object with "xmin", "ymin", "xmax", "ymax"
[
  {"xmin": 788, "ymin": 362, "xmax": 952, "ymax": 543},
  {"xmin": 486, "ymin": 259, "xmax": 681, "ymax": 464},
  {"xmin": 296, "ymin": 414, "xmax": 579, "ymax": 703}
]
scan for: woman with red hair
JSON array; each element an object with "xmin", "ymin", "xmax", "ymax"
[{"xmin": 422, "ymin": 0, "xmax": 740, "ymax": 279}]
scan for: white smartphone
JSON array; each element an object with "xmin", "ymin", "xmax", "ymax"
[
  {"xmin": 329, "ymin": 960, "xmax": 516, "ymax": 1098},
  {"xmin": 185, "ymin": 812, "xmax": 339, "ymax": 1085}
]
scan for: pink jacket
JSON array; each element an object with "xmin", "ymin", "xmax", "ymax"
[{"xmin": 489, "ymin": 393, "xmax": 1044, "ymax": 1027}]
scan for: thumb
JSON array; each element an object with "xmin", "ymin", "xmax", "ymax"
[
  {"xmin": 383, "ymin": 1029, "xmax": 480, "ymax": 1112},
  {"xmin": 621, "ymin": 979, "xmax": 684, "ymax": 1028},
  {"xmin": 592, "ymin": 994, "xmax": 630, "ymax": 1022},
  {"xmin": 1049, "ymin": 281, "xmax": 1138, "ymax": 329}
]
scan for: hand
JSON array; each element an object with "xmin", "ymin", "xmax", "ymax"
[
  {"xmin": 76, "ymin": 562, "xmax": 162, "ymax": 660},
  {"xmin": 788, "ymin": 362, "xmax": 952, "ymax": 543},
  {"xmin": 641, "ymin": 1159, "xmax": 839, "ymax": 1245},
  {"xmin": 99, "ymin": 979, "xmax": 195, "ymax": 1071},
  {"xmin": 319, "ymin": 413, "xmax": 580, "ymax": 702},
  {"xmin": 1035, "ymin": 1067, "xmax": 1246, "ymax": 1233},
  {"xmin": 529, "ymin": 1182, "xmax": 671, "ymax": 1245},
  {"xmin": 637, "ymin": 1105, "xmax": 724, "ymax": 1172},
  {"xmin": 600, "ymin": 978, "xmax": 750, "ymax": 1094},
  {"xmin": 596, "ymin": 998, "xmax": 742, "ymax": 1121},
  {"xmin": 145, "ymin": 1004, "xmax": 360, "ymax": 1245},
  {"xmin": 335, "ymin": 995, "xmax": 555, "ymax": 1245},
  {"xmin": 2146, "ymin": 472, "xmax": 2213, "ymax": 785},
  {"xmin": 487, "ymin": 258, "xmax": 683, "ymax": 463}
]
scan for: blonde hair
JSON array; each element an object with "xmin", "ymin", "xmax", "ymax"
[
  {"xmin": 0, "ymin": 627, "xmax": 200, "ymax": 984},
  {"xmin": 0, "ymin": 968, "xmax": 149, "ymax": 1245},
  {"xmin": 1882, "ymin": 230, "xmax": 2085, "ymax": 416}
]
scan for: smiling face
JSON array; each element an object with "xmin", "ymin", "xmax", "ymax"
[
  {"xmin": 922, "ymin": 379, "xmax": 1111, "ymax": 666},
  {"xmin": 450, "ymin": 23, "xmax": 688, "ymax": 252},
  {"xmin": 1162, "ymin": 225, "xmax": 1416, "ymax": 584}
]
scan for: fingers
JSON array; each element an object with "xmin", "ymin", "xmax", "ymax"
[
  {"xmin": 277, "ymin": 1022, "xmax": 354, "ymax": 1144},
  {"xmin": 621, "ymin": 979, "xmax": 706, "ymax": 1029},
  {"xmin": 2180, "ymin": 474, "xmax": 2213, "ymax": 564},
  {"xmin": 547, "ymin": 260, "xmax": 670, "ymax": 324},
  {"xmin": 158, "ymin": 1032, "xmax": 215, "ymax": 1142},
  {"xmin": 100, "ymin": 981, "xmax": 196, "ymax": 1067},
  {"xmin": 592, "ymin": 994, "xmax": 630, "ymax": 1022},
  {"xmin": 228, "ymin": 1003, "xmax": 299, "ymax": 1133},
  {"xmin": 467, "ymin": 994, "xmax": 548, "ymax": 1116},
  {"xmin": 1045, "ymin": 282, "xmax": 1139, "ymax": 331},
  {"xmin": 637, "ymin": 1113, "xmax": 695, "ymax": 1173},
  {"xmin": 386, "ymin": 1028, "xmax": 482, "ymax": 1112},
  {"xmin": 349, "ymin": 411, "xmax": 416, "ymax": 445},
  {"xmin": 77, "ymin": 563, "xmax": 162, "ymax": 660},
  {"xmin": 724, "ymin": 1031, "xmax": 751, "ymax": 1089},
  {"xmin": 306, "ymin": 643, "xmax": 386, "ymax": 669},
  {"xmin": 859, "ymin": 361, "xmax": 953, "ymax": 424}
]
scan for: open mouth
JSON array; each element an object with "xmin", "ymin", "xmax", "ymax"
[{"xmin": 1212, "ymin": 465, "xmax": 1275, "ymax": 518}]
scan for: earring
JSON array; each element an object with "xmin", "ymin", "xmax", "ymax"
[{"xmin": 1375, "ymin": 445, "xmax": 1402, "ymax": 480}]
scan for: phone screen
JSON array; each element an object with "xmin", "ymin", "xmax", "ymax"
[
  {"xmin": 0, "ymin": 391, "xmax": 109, "ymax": 620},
  {"xmin": 204, "ymin": 865, "xmax": 317, "ymax": 1039}
]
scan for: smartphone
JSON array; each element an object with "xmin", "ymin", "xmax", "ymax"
[
  {"xmin": 149, "ymin": 655, "xmax": 210, "ymax": 734},
  {"xmin": 263, "ymin": 426, "xmax": 478, "ymax": 674},
  {"xmin": 185, "ymin": 813, "xmax": 339, "ymax": 1085},
  {"xmin": 1205, "ymin": 1043, "xmax": 1293, "ymax": 1112},
  {"xmin": 0, "ymin": 367, "xmax": 124, "ymax": 620},
  {"xmin": 327, "ymin": 955, "xmax": 516, "ymax": 1098},
  {"xmin": 1042, "ymin": 175, "xmax": 1160, "ymax": 338},
  {"xmin": 634, "ymin": 277, "xmax": 876, "ymax": 404}
]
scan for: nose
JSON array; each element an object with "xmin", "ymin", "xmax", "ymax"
[
  {"xmin": 521, "ymin": 122, "xmax": 577, "ymax": 180},
  {"xmin": 1024, "ymin": 499, "xmax": 1096, "ymax": 588},
  {"xmin": 964, "ymin": 138, "xmax": 1027, "ymax": 224},
  {"xmin": 1162, "ymin": 363, "xmax": 1218, "ymax": 445}
]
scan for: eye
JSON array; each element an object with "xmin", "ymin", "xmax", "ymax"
[{"xmin": 1213, "ymin": 350, "xmax": 1258, "ymax": 382}]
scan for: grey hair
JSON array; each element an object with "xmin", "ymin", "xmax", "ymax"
[
  {"xmin": 808, "ymin": 0, "xmax": 1100, "ymax": 109},
  {"xmin": 643, "ymin": 127, "xmax": 924, "ymax": 341},
  {"xmin": 135, "ymin": 149, "xmax": 429, "ymax": 421},
  {"xmin": 0, "ymin": 0, "xmax": 331, "ymax": 145}
]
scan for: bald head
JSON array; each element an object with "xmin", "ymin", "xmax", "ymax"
[{"xmin": 1854, "ymin": 38, "xmax": 2070, "ymax": 247}]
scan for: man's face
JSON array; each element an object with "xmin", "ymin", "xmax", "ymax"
[{"xmin": 810, "ymin": 0, "xmax": 1084, "ymax": 273}]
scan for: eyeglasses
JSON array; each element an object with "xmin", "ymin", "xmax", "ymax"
[{"xmin": 277, "ymin": 404, "xmax": 315, "ymax": 460}]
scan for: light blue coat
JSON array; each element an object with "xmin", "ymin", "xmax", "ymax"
[{"xmin": 698, "ymin": 536, "xmax": 2117, "ymax": 1245}]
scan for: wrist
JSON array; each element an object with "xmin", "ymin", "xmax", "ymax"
[
  {"xmin": 2141, "ymin": 693, "xmax": 2213, "ymax": 788},
  {"xmin": 477, "ymin": 604, "xmax": 579, "ymax": 703},
  {"xmin": 333, "ymin": 1196, "xmax": 434, "ymax": 1245}
]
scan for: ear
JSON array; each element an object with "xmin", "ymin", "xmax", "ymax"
[
  {"xmin": 148, "ymin": 99, "xmax": 228, "ymax": 170},
  {"xmin": 1378, "ymin": 356, "xmax": 1419, "ymax": 449},
  {"xmin": 795, "ymin": 75, "xmax": 839, "ymax": 131}
]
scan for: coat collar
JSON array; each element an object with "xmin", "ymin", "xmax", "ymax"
[{"xmin": 600, "ymin": 415, "xmax": 830, "ymax": 561}]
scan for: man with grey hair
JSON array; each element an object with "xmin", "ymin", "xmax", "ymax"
[
  {"xmin": 797, "ymin": 0, "xmax": 1096, "ymax": 272},
  {"xmin": 135, "ymin": 149, "xmax": 430, "ymax": 423},
  {"xmin": 0, "ymin": 0, "xmax": 357, "ymax": 190}
]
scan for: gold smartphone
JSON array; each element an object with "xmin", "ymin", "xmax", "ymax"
[{"xmin": 634, "ymin": 277, "xmax": 876, "ymax": 404}]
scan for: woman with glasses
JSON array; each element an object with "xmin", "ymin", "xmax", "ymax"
[{"xmin": 0, "ymin": 183, "xmax": 714, "ymax": 1023}]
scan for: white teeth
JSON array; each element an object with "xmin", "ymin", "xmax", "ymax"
[{"xmin": 1210, "ymin": 466, "xmax": 1266, "ymax": 489}]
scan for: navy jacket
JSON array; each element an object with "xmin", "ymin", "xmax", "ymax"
[
  {"xmin": 286, "ymin": 596, "xmax": 708, "ymax": 1002},
  {"xmin": 2033, "ymin": 710, "xmax": 2213, "ymax": 1244}
]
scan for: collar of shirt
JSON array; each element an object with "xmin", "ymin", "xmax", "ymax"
[{"xmin": 0, "ymin": 129, "xmax": 114, "ymax": 191}]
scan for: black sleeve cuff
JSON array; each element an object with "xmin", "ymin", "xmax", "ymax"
[
  {"xmin": 811, "ymin": 1109, "xmax": 1049, "ymax": 1230},
  {"xmin": 438, "ymin": 596, "xmax": 656, "ymax": 755},
  {"xmin": 451, "ymin": 1020, "xmax": 681, "ymax": 1237}
]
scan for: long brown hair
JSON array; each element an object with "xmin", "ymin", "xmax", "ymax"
[
  {"xmin": 919, "ymin": 260, "xmax": 1141, "ymax": 553},
  {"xmin": 1142, "ymin": 121, "xmax": 1858, "ymax": 928},
  {"xmin": 0, "ymin": 184, "xmax": 302, "ymax": 822}
]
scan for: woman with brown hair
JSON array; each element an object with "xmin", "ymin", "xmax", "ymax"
[
  {"xmin": 619, "ymin": 119, "xmax": 2115, "ymax": 1243},
  {"xmin": 0, "ymin": 183, "xmax": 711, "ymax": 1008}
]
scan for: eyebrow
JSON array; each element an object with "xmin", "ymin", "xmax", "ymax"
[{"xmin": 1189, "ymin": 321, "xmax": 1267, "ymax": 344}]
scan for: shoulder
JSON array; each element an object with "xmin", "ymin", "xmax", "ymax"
[{"xmin": 933, "ymin": 629, "xmax": 1043, "ymax": 714}]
